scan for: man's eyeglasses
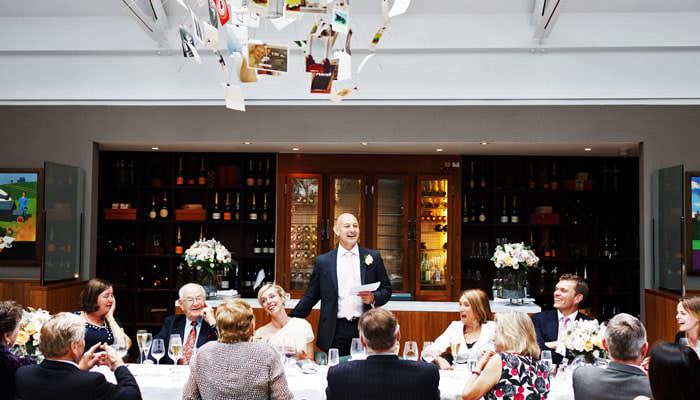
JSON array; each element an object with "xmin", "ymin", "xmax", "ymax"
[{"xmin": 183, "ymin": 297, "xmax": 205, "ymax": 305}]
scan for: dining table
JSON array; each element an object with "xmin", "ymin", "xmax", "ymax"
[{"xmin": 96, "ymin": 362, "xmax": 575, "ymax": 400}]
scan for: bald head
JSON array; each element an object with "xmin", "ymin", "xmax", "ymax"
[{"xmin": 334, "ymin": 213, "xmax": 359, "ymax": 250}]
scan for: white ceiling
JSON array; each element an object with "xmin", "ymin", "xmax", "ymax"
[{"xmin": 2, "ymin": 0, "xmax": 700, "ymax": 17}]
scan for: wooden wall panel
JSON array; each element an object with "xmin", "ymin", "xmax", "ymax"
[
  {"xmin": 643, "ymin": 289, "xmax": 697, "ymax": 346},
  {"xmin": 0, "ymin": 279, "xmax": 85, "ymax": 313},
  {"xmin": 0, "ymin": 280, "xmax": 39, "ymax": 306}
]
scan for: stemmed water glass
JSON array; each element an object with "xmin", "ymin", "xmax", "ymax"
[
  {"xmin": 541, "ymin": 350, "xmax": 553, "ymax": 372},
  {"xmin": 168, "ymin": 334, "xmax": 183, "ymax": 365},
  {"xmin": 403, "ymin": 341, "xmax": 419, "ymax": 361},
  {"xmin": 110, "ymin": 333, "xmax": 128, "ymax": 360},
  {"xmin": 350, "ymin": 338, "xmax": 365, "ymax": 360},
  {"xmin": 328, "ymin": 348, "xmax": 340, "ymax": 367},
  {"xmin": 282, "ymin": 336, "xmax": 296, "ymax": 367},
  {"xmin": 421, "ymin": 341, "xmax": 436, "ymax": 363},
  {"xmin": 151, "ymin": 338, "xmax": 165, "ymax": 365},
  {"xmin": 450, "ymin": 337, "xmax": 461, "ymax": 367}
]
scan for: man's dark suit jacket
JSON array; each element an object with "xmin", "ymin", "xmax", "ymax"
[
  {"xmin": 152, "ymin": 315, "xmax": 217, "ymax": 364},
  {"xmin": 532, "ymin": 309, "xmax": 591, "ymax": 364},
  {"xmin": 326, "ymin": 354, "xmax": 440, "ymax": 400},
  {"xmin": 290, "ymin": 247, "xmax": 392, "ymax": 352},
  {"xmin": 15, "ymin": 359, "xmax": 141, "ymax": 400},
  {"xmin": 572, "ymin": 361, "xmax": 652, "ymax": 400}
]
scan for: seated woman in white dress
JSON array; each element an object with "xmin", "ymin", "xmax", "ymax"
[
  {"xmin": 426, "ymin": 289, "xmax": 495, "ymax": 369},
  {"xmin": 255, "ymin": 283, "xmax": 315, "ymax": 359}
]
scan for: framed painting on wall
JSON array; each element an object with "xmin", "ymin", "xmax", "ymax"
[
  {"xmin": 0, "ymin": 168, "xmax": 43, "ymax": 266},
  {"xmin": 687, "ymin": 172, "xmax": 700, "ymax": 275}
]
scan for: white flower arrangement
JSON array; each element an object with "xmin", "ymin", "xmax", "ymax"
[
  {"xmin": 364, "ymin": 254, "xmax": 373, "ymax": 266},
  {"xmin": 491, "ymin": 242, "xmax": 539, "ymax": 270},
  {"xmin": 12, "ymin": 307, "xmax": 51, "ymax": 358},
  {"xmin": 564, "ymin": 319, "xmax": 607, "ymax": 360},
  {"xmin": 183, "ymin": 238, "xmax": 234, "ymax": 275}
]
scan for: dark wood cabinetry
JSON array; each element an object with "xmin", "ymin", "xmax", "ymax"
[
  {"xmin": 461, "ymin": 155, "xmax": 640, "ymax": 319},
  {"xmin": 276, "ymin": 154, "xmax": 461, "ymax": 301},
  {"xmin": 96, "ymin": 151, "xmax": 276, "ymax": 333}
]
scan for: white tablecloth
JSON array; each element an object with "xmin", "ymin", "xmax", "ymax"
[{"xmin": 97, "ymin": 363, "xmax": 573, "ymax": 400}]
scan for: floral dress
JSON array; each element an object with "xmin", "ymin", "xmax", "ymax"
[{"xmin": 485, "ymin": 353, "xmax": 550, "ymax": 400}]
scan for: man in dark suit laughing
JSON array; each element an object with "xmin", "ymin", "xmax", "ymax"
[{"xmin": 291, "ymin": 213, "xmax": 392, "ymax": 356}]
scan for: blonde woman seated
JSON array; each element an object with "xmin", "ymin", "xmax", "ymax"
[
  {"xmin": 255, "ymin": 283, "xmax": 315, "ymax": 359},
  {"xmin": 182, "ymin": 298, "xmax": 293, "ymax": 400},
  {"xmin": 461, "ymin": 312, "xmax": 550, "ymax": 400},
  {"xmin": 426, "ymin": 289, "xmax": 495, "ymax": 369}
]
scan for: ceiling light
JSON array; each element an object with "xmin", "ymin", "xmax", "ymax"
[
  {"xmin": 361, "ymin": 142, "xmax": 368, "ymax": 146},
  {"xmin": 243, "ymin": 142, "xmax": 252, "ymax": 145},
  {"xmin": 584, "ymin": 148, "xmax": 592, "ymax": 152},
  {"xmin": 436, "ymin": 148, "xmax": 444, "ymax": 152},
  {"xmin": 292, "ymin": 147, "xmax": 300, "ymax": 151},
  {"xmin": 151, "ymin": 147, "xmax": 159, "ymax": 150},
  {"xmin": 480, "ymin": 142, "xmax": 489, "ymax": 145}
]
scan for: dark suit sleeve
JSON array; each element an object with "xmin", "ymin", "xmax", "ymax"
[
  {"xmin": 371, "ymin": 251, "xmax": 392, "ymax": 308},
  {"xmin": 290, "ymin": 257, "xmax": 322, "ymax": 318},
  {"xmin": 532, "ymin": 312, "xmax": 550, "ymax": 353},
  {"xmin": 423, "ymin": 363, "xmax": 440, "ymax": 400},
  {"xmin": 89, "ymin": 366, "xmax": 141, "ymax": 400},
  {"xmin": 324, "ymin": 365, "xmax": 340, "ymax": 400}
]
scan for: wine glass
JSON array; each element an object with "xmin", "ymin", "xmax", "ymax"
[
  {"xmin": 403, "ymin": 341, "xmax": 419, "ymax": 361},
  {"xmin": 110, "ymin": 339, "xmax": 128, "ymax": 360},
  {"xmin": 541, "ymin": 350, "xmax": 553, "ymax": 372},
  {"xmin": 151, "ymin": 338, "xmax": 165, "ymax": 365},
  {"xmin": 450, "ymin": 338, "xmax": 461, "ymax": 366},
  {"xmin": 168, "ymin": 334, "xmax": 183, "ymax": 365},
  {"xmin": 350, "ymin": 338, "xmax": 365, "ymax": 360},
  {"xmin": 328, "ymin": 348, "xmax": 339, "ymax": 367},
  {"xmin": 282, "ymin": 336, "xmax": 296, "ymax": 367},
  {"xmin": 421, "ymin": 341, "xmax": 436, "ymax": 363}
]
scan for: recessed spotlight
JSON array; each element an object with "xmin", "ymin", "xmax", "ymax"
[
  {"xmin": 243, "ymin": 141, "xmax": 252, "ymax": 145},
  {"xmin": 292, "ymin": 147, "xmax": 300, "ymax": 151},
  {"xmin": 151, "ymin": 147, "xmax": 159, "ymax": 150},
  {"xmin": 436, "ymin": 148, "xmax": 444, "ymax": 152},
  {"xmin": 584, "ymin": 148, "xmax": 592, "ymax": 152},
  {"xmin": 361, "ymin": 142, "xmax": 368, "ymax": 146},
  {"xmin": 480, "ymin": 142, "xmax": 489, "ymax": 146}
]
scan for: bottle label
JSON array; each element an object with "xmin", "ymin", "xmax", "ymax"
[
  {"xmin": 176, "ymin": 177, "xmax": 184, "ymax": 185},
  {"xmin": 511, "ymin": 216, "xmax": 519, "ymax": 224},
  {"xmin": 149, "ymin": 210, "xmax": 157, "ymax": 219},
  {"xmin": 250, "ymin": 212, "xmax": 258, "ymax": 221},
  {"xmin": 221, "ymin": 280, "xmax": 230, "ymax": 289},
  {"xmin": 254, "ymin": 247, "xmax": 261, "ymax": 254},
  {"xmin": 223, "ymin": 212, "xmax": 232, "ymax": 220},
  {"xmin": 500, "ymin": 215, "xmax": 509, "ymax": 223},
  {"xmin": 212, "ymin": 212, "xmax": 221, "ymax": 220},
  {"xmin": 175, "ymin": 246, "xmax": 183, "ymax": 254},
  {"xmin": 478, "ymin": 214, "xmax": 486, "ymax": 223},
  {"xmin": 159, "ymin": 209, "xmax": 168, "ymax": 218}
]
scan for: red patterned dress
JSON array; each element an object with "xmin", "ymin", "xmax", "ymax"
[{"xmin": 485, "ymin": 352, "xmax": 550, "ymax": 400}]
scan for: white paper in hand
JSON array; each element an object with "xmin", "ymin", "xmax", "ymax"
[{"xmin": 350, "ymin": 281, "xmax": 380, "ymax": 295}]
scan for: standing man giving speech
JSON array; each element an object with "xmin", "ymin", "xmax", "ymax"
[{"xmin": 291, "ymin": 213, "xmax": 392, "ymax": 356}]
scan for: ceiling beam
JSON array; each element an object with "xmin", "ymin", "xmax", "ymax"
[{"xmin": 533, "ymin": 0, "xmax": 566, "ymax": 42}]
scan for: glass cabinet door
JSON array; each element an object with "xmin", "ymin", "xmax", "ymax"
[
  {"xmin": 330, "ymin": 175, "xmax": 365, "ymax": 248},
  {"xmin": 372, "ymin": 176, "xmax": 409, "ymax": 292},
  {"xmin": 416, "ymin": 175, "xmax": 452, "ymax": 298},
  {"xmin": 286, "ymin": 175, "xmax": 323, "ymax": 292}
]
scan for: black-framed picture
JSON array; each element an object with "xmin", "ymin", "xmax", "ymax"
[
  {"xmin": 0, "ymin": 168, "xmax": 43, "ymax": 266},
  {"xmin": 688, "ymin": 172, "xmax": 700, "ymax": 275}
]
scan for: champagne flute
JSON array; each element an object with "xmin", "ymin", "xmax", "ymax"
[
  {"xmin": 151, "ymin": 338, "xmax": 165, "ymax": 365},
  {"xmin": 450, "ymin": 338, "xmax": 461, "ymax": 367},
  {"xmin": 141, "ymin": 333, "xmax": 153, "ymax": 364},
  {"xmin": 328, "ymin": 348, "xmax": 340, "ymax": 367},
  {"xmin": 403, "ymin": 341, "xmax": 419, "ymax": 361},
  {"xmin": 168, "ymin": 334, "xmax": 183, "ymax": 365},
  {"xmin": 136, "ymin": 330, "xmax": 147, "ymax": 364},
  {"xmin": 421, "ymin": 341, "xmax": 436, "ymax": 363},
  {"xmin": 350, "ymin": 338, "xmax": 365, "ymax": 360}
]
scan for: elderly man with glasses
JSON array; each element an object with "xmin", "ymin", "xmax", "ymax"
[{"xmin": 151, "ymin": 283, "xmax": 217, "ymax": 365}]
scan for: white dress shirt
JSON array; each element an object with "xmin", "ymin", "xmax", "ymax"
[
  {"xmin": 556, "ymin": 310, "xmax": 577, "ymax": 356},
  {"xmin": 336, "ymin": 244, "xmax": 362, "ymax": 320}
]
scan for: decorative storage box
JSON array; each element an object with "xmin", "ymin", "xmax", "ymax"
[
  {"xmin": 104, "ymin": 209, "xmax": 137, "ymax": 221},
  {"xmin": 530, "ymin": 212, "xmax": 561, "ymax": 225},
  {"xmin": 175, "ymin": 209, "xmax": 206, "ymax": 221}
]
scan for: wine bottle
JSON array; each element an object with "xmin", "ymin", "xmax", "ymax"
[
  {"xmin": 246, "ymin": 160, "xmax": 255, "ymax": 186},
  {"xmin": 253, "ymin": 233, "xmax": 261, "ymax": 254},
  {"xmin": 249, "ymin": 193, "xmax": 258, "ymax": 221},
  {"xmin": 151, "ymin": 264, "xmax": 162, "ymax": 288},
  {"xmin": 148, "ymin": 194, "xmax": 157, "ymax": 219},
  {"xmin": 220, "ymin": 266, "xmax": 230, "ymax": 290},
  {"xmin": 542, "ymin": 229, "xmax": 551, "ymax": 257},
  {"xmin": 256, "ymin": 160, "xmax": 264, "ymax": 186},
  {"xmin": 262, "ymin": 193, "xmax": 269, "ymax": 221},
  {"xmin": 542, "ymin": 163, "xmax": 550, "ymax": 190},
  {"xmin": 611, "ymin": 232, "xmax": 619, "ymax": 258},
  {"xmin": 478, "ymin": 200, "xmax": 487, "ymax": 223},
  {"xmin": 159, "ymin": 191, "xmax": 169, "ymax": 219},
  {"xmin": 211, "ymin": 192, "xmax": 221, "ymax": 220},
  {"xmin": 175, "ymin": 226, "xmax": 184, "ymax": 255},
  {"xmin": 223, "ymin": 192, "xmax": 232, "ymax": 220},
  {"xmin": 479, "ymin": 163, "xmax": 486, "ymax": 188},
  {"xmin": 500, "ymin": 196, "xmax": 509, "ymax": 223},
  {"xmin": 470, "ymin": 199, "xmax": 477, "ymax": 222},
  {"xmin": 264, "ymin": 159, "xmax": 271, "ymax": 187},
  {"xmin": 510, "ymin": 196, "xmax": 519, "ymax": 223},
  {"xmin": 234, "ymin": 192, "xmax": 241, "ymax": 221},
  {"xmin": 268, "ymin": 234, "xmax": 275, "ymax": 254},
  {"xmin": 551, "ymin": 161, "xmax": 559, "ymax": 190},
  {"xmin": 528, "ymin": 163, "xmax": 536, "ymax": 190},
  {"xmin": 199, "ymin": 226, "xmax": 204, "ymax": 241},
  {"xmin": 420, "ymin": 252, "xmax": 431, "ymax": 282},
  {"xmin": 602, "ymin": 230, "xmax": 611, "ymax": 258},
  {"xmin": 613, "ymin": 164, "xmax": 620, "ymax": 191},
  {"xmin": 469, "ymin": 161, "xmax": 475, "ymax": 189},
  {"xmin": 198, "ymin": 158, "xmax": 206, "ymax": 185},
  {"xmin": 462, "ymin": 195, "xmax": 469, "ymax": 223},
  {"xmin": 176, "ymin": 158, "xmax": 184, "ymax": 185}
]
